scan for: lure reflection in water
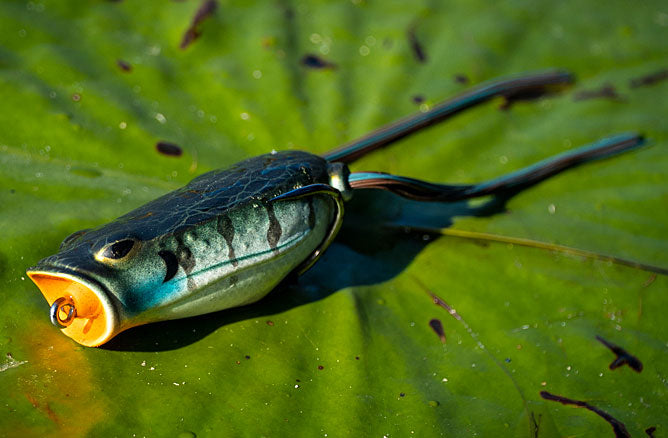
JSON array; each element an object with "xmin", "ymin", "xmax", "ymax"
[{"xmin": 27, "ymin": 70, "xmax": 646, "ymax": 346}]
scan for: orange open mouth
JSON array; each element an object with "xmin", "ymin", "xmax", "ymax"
[{"xmin": 27, "ymin": 271, "xmax": 118, "ymax": 347}]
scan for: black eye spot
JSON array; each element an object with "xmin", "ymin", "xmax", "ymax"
[{"xmin": 102, "ymin": 239, "xmax": 136, "ymax": 260}]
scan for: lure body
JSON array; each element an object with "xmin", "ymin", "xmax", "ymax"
[
  {"xmin": 28, "ymin": 70, "xmax": 646, "ymax": 347},
  {"xmin": 28, "ymin": 151, "xmax": 347, "ymax": 346}
]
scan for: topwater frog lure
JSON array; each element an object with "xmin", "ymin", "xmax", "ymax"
[{"xmin": 27, "ymin": 70, "xmax": 646, "ymax": 346}]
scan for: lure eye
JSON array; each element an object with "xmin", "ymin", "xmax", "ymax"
[{"xmin": 96, "ymin": 238, "xmax": 139, "ymax": 264}]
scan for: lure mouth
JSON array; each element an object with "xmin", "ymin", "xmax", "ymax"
[{"xmin": 26, "ymin": 270, "xmax": 118, "ymax": 347}]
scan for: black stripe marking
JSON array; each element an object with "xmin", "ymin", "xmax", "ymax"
[
  {"xmin": 217, "ymin": 215, "xmax": 238, "ymax": 267},
  {"xmin": 265, "ymin": 202, "xmax": 282, "ymax": 252},
  {"xmin": 175, "ymin": 236, "xmax": 196, "ymax": 290},
  {"xmin": 158, "ymin": 250, "xmax": 179, "ymax": 283},
  {"xmin": 176, "ymin": 244, "xmax": 195, "ymax": 273}
]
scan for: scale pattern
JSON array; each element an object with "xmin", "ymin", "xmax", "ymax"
[{"xmin": 55, "ymin": 150, "xmax": 330, "ymax": 257}]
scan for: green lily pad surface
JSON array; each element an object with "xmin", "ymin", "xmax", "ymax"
[{"xmin": 1, "ymin": 1, "xmax": 666, "ymax": 436}]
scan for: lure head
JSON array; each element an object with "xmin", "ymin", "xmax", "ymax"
[
  {"xmin": 28, "ymin": 151, "xmax": 345, "ymax": 347},
  {"xmin": 27, "ymin": 229, "xmax": 170, "ymax": 346}
]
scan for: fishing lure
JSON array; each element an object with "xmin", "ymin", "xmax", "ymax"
[{"xmin": 27, "ymin": 70, "xmax": 645, "ymax": 347}]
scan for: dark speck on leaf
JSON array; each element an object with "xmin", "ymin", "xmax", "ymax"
[
  {"xmin": 505, "ymin": 358, "xmax": 511, "ymax": 363},
  {"xmin": 428, "ymin": 318, "xmax": 446, "ymax": 343},
  {"xmin": 295, "ymin": 379, "xmax": 300, "ymax": 382},
  {"xmin": 116, "ymin": 59, "xmax": 132, "ymax": 72},
  {"xmin": 407, "ymin": 25, "xmax": 427, "ymax": 63},
  {"xmin": 645, "ymin": 426, "xmax": 656, "ymax": 437},
  {"xmin": 9, "ymin": 189, "xmax": 15, "ymax": 194},
  {"xmin": 266, "ymin": 320, "xmax": 274, "ymax": 326},
  {"xmin": 156, "ymin": 141, "xmax": 183, "ymax": 157},
  {"xmin": 72, "ymin": 93, "xmax": 81, "ymax": 102},
  {"xmin": 540, "ymin": 391, "xmax": 630, "ymax": 438},
  {"xmin": 301, "ymin": 54, "xmax": 336, "ymax": 70},
  {"xmin": 317, "ymin": 365, "xmax": 324, "ymax": 370},
  {"xmin": 180, "ymin": 0, "xmax": 218, "ymax": 50},
  {"xmin": 412, "ymin": 95, "xmax": 424, "ymax": 104},
  {"xmin": 454, "ymin": 74, "xmax": 469, "ymax": 84},
  {"xmin": 630, "ymin": 68, "xmax": 668, "ymax": 88},
  {"xmin": 573, "ymin": 84, "xmax": 622, "ymax": 101},
  {"xmin": 245, "ymin": 355, "xmax": 250, "ymax": 360},
  {"xmin": 596, "ymin": 335, "xmax": 643, "ymax": 372},
  {"xmin": 399, "ymin": 392, "xmax": 405, "ymax": 397},
  {"xmin": 355, "ymin": 356, "xmax": 360, "ymax": 360}
]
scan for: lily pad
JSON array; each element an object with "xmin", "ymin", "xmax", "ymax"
[{"xmin": 0, "ymin": 1, "xmax": 666, "ymax": 436}]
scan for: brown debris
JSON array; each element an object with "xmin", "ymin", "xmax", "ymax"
[
  {"xmin": 407, "ymin": 25, "xmax": 427, "ymax": 63},
  {"xmin": 117, "ymin": 59, "xmax": 132, "ymax": 72},
  {"xmin": 573, "ymin": 84, "xmax": 622, "ymax": 101},
  {"xmin": 629, "ymin": 68, "xmax": 668, "ymax": 88},
  {"xmin": 180, "ymin": 0, "xmax": 218, "ymax": 50},
  {"xmin": 540, "ymin": 391, "xmax": 630, "ymax": 438},
  {"xmin": 301, "ymin": 54, "xmax": 337, "ymax": 70},
  {"xmin": 428, "ymin": 318, "xmax": 446, "ymax": 343},
  {"xmin": 156, "ymin": 141, "xmax": 183, "ymax": 157},
  {"xmin": 454, "ymin": 74, "xmax": 469, "ymax": 85},
  {"xmin": 596, "ymin": 335, "xmax": 643, "ymax": 373}
]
